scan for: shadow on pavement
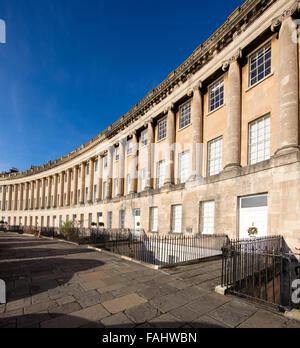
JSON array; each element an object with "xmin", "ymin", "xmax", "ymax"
[
  {"xmin": 0, "ymin": 311, "xmax": 226, "ymax": 328},
  {"xmin": 0, "ymin": 234, "xmax": 105, "ymax": 303}
]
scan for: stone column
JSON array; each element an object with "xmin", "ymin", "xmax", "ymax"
[
  {"xmin": 164, "ymin": 105, "xmax": 176, "ymax": 186},
  {"xmin": 145, "ymin": 121, "xmax": 154, "ymax": 189},
  {"xmin": 25, "ymin": 182, "xmax": 30, "ymax": 210},
  {"xmin": 276, "ymin": 16, "xmax": 299, "ymax": 155},
  {"xmin": 35, "ymin": 180, "xmax": 40, "ymax": 209},
  {"xmin": 20, "ymin": 184, "xmax": 24, "ymax": 211},
  {"xmin": 190, "ymin": 84, "xmax": 203, "ymax": 180},
  {"xmin": 30, "ymin": 182, "xmax": 34, "ymax": 210},
  {"xmin": 88, "ymin": 158, "xmax": 95, "ymax": 203},
  {"xmin": 1, "ymin": 186, "xmax": 6, "ymax": 211},
  {"xmin": 60, "ymin": 172, "xmax": 65, "ymax": 207},
  {"xmin": 53, "ymin": 174, "xmax": 58, "ymax": 208},
  {"xmin": 47, "ymin": 176, "xmax": 52, "ymax": 209},
  {"xmin": 72, "ymin": 166, "xmax": 79, "ymax": 205},
  {"xmin": 80, "ymin": 162, "xmax": 86, "ymax": 204},
  {"xmin": 106, "ymin": 148, "xmax": 113, "ymax": 199},
  {"xmin": 8, "ymin": 185, "xmax": 13, "ymax": 211},
  {"xmin": 130, "ymin": 133, "xmax": 138, "ymax": 194},
  {"xmin": 223, "ymin": 51, "xmax": 242, "ymax": 170},
  {"xmin": 118, "ymin": 139, "xmax": 126, "ymax": 196},
  {"xmin": 14, "ymin": 184, "xmax": 18, "ymax": 211},
  {"xmin": 67, "ymin": 169, "xmax": 72, "ymax": 206},
  {"xmin": 41, "ymin": 178, "xmax": 46, "ymax": 209},
  {"xmin": 97, "ymin": 155, "xmax": 103, "ymax": 201}
]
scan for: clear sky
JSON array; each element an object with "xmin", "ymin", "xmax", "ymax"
[{"xmin": 0, "ymin": 0, "xmax": 242, "ymax": 172}]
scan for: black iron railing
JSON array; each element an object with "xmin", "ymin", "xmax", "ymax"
[
  {"xmin": 94, "ymin": 231, "xmax": 228, "ymax": 266},
  {"xmin": 221, "ymin": 236, "xmax": 300, "ymax": 311},
  {"xmin": 2, "ymin": 225, "xmax": 228, "ymax": 267}
]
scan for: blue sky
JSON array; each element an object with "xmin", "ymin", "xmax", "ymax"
[{"xmin": 0, "ymin": 0, "xmax": 242, "ymax": 172}]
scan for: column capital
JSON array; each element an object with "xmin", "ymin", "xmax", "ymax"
[
  {"xmin": 271, "ymin": 1, "xmax": 300, "ymax": 32},
  {"xmin": 222, "ymin": 48, "xmax": 242, "ymax": 71},
  {"xmin": 144, "ymin": 118, "xmax": 154, "ymax": 128},
  {"xmin": 164, "ymin": 103, "xmax": 175, "ymax": 114}
]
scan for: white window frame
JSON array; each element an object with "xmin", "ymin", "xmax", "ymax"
[
  {"xmin": 127, "ymin": 142, "xmax": 133, "ymax": 156},
  {"xmin": 126, "ymin": 174, "xmax": 131, "ymax": 195},
  {"xmin": 179, "ymin": 101, "xmax": 191, "ymax": 129},
  {"xmin": 207, "ymin": 137, "xmax": 223, "ymax": 176},
  {"xmin": 103, "ymin": 182, "xmax": 107, "ymax": 200},
  {"xmin": 107, "ymin": 211, "xmax": 112, "ymax": 229},
  {"xmin": 201, "ymin": 201, "xmax": 215, "ymax": 235},
  {"xmin": 209, "ymin": 78, "xmax": 224, "ymax": 113},
  {"xmin": 139, "ymin": 168, "xmax": 146, "ymax": 192},
  {"xmin": 178, "ymin": 151, "xmax": 190, "ymax": 184},
  {"xmin": 115, "ymin": 148, "xmax": 119, "ymax": 162},
  {"xmin": 104, "ymin": 156, "xmax": 108, "ymax": 167},
  {"xmin": 93, "ymin": 185, "xmax": 97, "ymax": 202},
  {"xmin": 141, "ymin": 129, "xmax": 148, "ymax": 148},
  {"xmin": 171, "ymin": 205, "xmax": 182, "ymax": 234},
  {"xmin": 150, "ymin": 207, "xmax": 158, "ymax": 232},
  {"xmin": 248, "ymin": 115, "xmax": 270, "ymax": 165},
  {"xmin": 157, "ymin": 118, "xmax": 167, "ymax": 141},
  {"xmin": 249, "ymin": 41, "xmax": 271, "ymax": 87},
  {"xmin": 119, "ymin": 210, "xmax": 125, "ymax": 229},
  {"xmin": 157, "ymin": 160, "xmax": 165, "ymax": 189},
  {"xmin": 113, "ymin": 178, "xmax": 118, "ymax": 197}
]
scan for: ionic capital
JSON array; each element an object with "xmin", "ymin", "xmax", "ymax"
[
  {"xmin": 164, "ymin": 103, "xmax": 174, "ymax": 114},
  {"xmin": 222, "ymin": 48, "xmax": 242, "ymax": 71},
  {"xmin": 271, "ymin": 1, "xmax": 300, "ymax": 32}
]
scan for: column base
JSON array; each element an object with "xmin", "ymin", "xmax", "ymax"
[
  {"xmin": 223, "ymin": 163, "xmax": 242, "ymax": 172},
  {"xmin": 274, "ymin": 145, "xmax": 300, "ymax": 157},
  {"xmin": 162, "ymin": 183, "xmax": 174, "ymax": 192}
]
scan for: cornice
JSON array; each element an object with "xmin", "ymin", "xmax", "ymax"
[{"xmin": 0, "ymin": 0, "xmax": 279, "ymax": 182}]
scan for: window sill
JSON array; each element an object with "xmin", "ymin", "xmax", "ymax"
[
  {"xmin": 156, "ymin": 137, "xmax": 166, "ymax": 144},
  {"xmin": 178, "ymin": 123, "xmax": 192, "ymax": 133},
  {"xmin": 245, "ymin": 72, "xmax": 274, "ymax": 93},
  {"xmin": 169, "ymin": 231, "xmax": 182, "ymax": 235},
  {"xmin": 207, "ymin": 104, "xmax": 225, "ymax": 117}
]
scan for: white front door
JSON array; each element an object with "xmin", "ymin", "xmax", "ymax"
[
  {"xmin": 239, "ymin": 194, "xmax": 268, "ymax": 239},
  {"xmin": 133, "ymin": 209, "xmax": 141, "ymax": 236}
]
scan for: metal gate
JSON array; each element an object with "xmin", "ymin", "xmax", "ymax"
[{"xmin": 221, "ymin": 237, "xmax": 300, "ymax": 311}]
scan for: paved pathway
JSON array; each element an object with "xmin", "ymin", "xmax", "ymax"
[{"xmin": 0, "ymin": 232, "xmax": 299, "ymax": 328}]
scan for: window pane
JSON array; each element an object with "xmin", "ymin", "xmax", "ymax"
[
  {"xmin": 249, "ymin": 115, "xmax": 270, "ymax": 165},
  {"xmin": 208, "ymin": 137, "xmax": 223, "ymax": 176},
  {"xmin": 151, "ymin": 207, "xmax": 158, "ymax": 232},
  {"xmin": 158, "ymin": 119, "xmax": 167, "ymax": 141},
  {"xmin": 209, "ymin": 79, "xmax": 224, "ymax": 112},
  {"xmin": 157, "ymin": 161, "xmax": 165, "ymax": 188},
  {"xmin": 249, "ymin": 42, "xmax": 271, "ymax": 87},
  {"xmin": 172, "ymin": 205, "xmax": 182, "ymax": 233},
  {"xmin": 179, "ymin": 102, "xmax": 191, "ymax": 129},
  {"xmin": 201, "ymin": 201, "xmax": 215, "ymax": 235},
  {"xmin": 179, "ymin": 151, "xmax": 190, "ymax": 183}
]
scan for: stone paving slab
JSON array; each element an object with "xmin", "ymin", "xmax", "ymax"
[
  {"xmin": 0, "ymin": 232, "xmax": 299, "ymax": 329},
  {"xmin": 102, "ymin": 293, "xmax": 147, "ymax": 314}
]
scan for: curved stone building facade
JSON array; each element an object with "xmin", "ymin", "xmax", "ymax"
[{"xmin": 1, "ymin": 0, "xmax": 300, "ymax": 253}]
